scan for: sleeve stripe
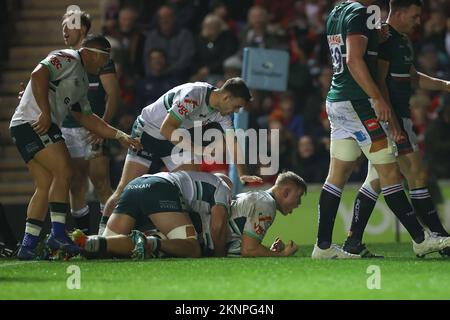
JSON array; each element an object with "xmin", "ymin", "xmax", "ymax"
[
  {"xmin": 169, "ymin": 110, "xmax": 183, "ymax": 122},
  {"xmin": 39, "ymin": 61, "xmax": 56, "ymax": 80},
  {"xmin": 243, "ymin": 231, "xmax": 262, "ymax": 241}
]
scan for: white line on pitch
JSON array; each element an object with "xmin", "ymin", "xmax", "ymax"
[{"xmin": 0, "ymin": 261, "xmax": 39, "ymax": 268}]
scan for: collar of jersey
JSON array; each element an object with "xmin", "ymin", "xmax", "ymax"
[
  {"xmin": 76, "ymin": 50, "xmax": 84, "ymax": 66},
  {"xmin": 205, "ymin": 87, "xmax": 216, "ymax": 112}
]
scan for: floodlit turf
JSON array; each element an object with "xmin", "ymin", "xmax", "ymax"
[{"xmin": 1, "ymin": 243, "xmax": 449, "ymax": 300}]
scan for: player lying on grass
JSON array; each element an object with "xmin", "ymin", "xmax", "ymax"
[
  {"xmin": 75, "ymin": 171, "xmax": 235, "ymax": 258},
  {"xmin": 9, "ymin": 34, "xmax": 142, "ymax": 260},
  {"xmin": 74, "ymin": 171, "xmax": 305, "ymax": 259},
  {"xmin": 225, "ymin": 171, "xmax": 306, "ymax": 257}
]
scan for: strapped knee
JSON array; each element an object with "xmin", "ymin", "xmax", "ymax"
[{"xmin": 166, "ymin": 224, "xmax": 197, "ymax": 240}]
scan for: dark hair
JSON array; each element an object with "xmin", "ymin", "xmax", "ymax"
[
  {"xmin": 221, "ymin": 77, "xmax": 252, "ymax": 102},
  {"xmin": 148, "ymin": 48, "xmax": 168, "ymax": 60},
  {"xmin": 81, "ymin": 34, "xmax": 111, "ymax": 51},
  {"xmin": 62, "ymin": 10, "xmax": 91, "ymax": 36},
  {"xmin": 390, "ymin": 0, "xmax": 423, "ymax": 12},
  {"xmin": 275, "ymin": 171, "xmax": 308, "ymax": 195}
]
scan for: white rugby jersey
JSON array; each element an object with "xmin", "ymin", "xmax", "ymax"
[
  {"xmin": 226, "ymin": 190, "xmax": 277, "ymax": 257},
  {"xmin": 139, "ymin": 82, "xmax": 233, "ymax": 139},
  {"xmin": 10, "ymin": 49, "xmax": 92, "ymax": 128},
  {"xmin": 153, "ymin": 170, "xmax": 232, "ymax": 255}
]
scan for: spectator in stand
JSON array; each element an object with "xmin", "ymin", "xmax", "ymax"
[
  {"xmin": 134, "ymin": 49, "xmax": 181, "ymax": 114},
  {"xmin": 422, "ymin": 8, "xmax": 448, "ymax": 55},
  {"xmin": 211, "ymin": 0, "xmax": 239, "ymax": 36},
  {"xmin": 190, "ymin": 14, "xmax": 239, "ymax": 83},
  {"xmin": 114, "ymin": 6, "xmax": 146, "ymax": 79},
  {"xmin": 268, "ymin": 117, "xmax": 293, "ymax": 172},
  {"xmin": 304, "ymin": 66, "xmax": 332, "ymax": 140},
  {"xmin": 272, "ymin": 92, "xmax": 305, "ymax": 139},
  {"xmin": 410, "ymin": 91, "xmax": 432, "ymax": 155},
  {"xmin": 446, "ymin": 17, "xmax": 450, "ymax": 57},
  {"xmin": 143, "ymin": 6, "xmax": 196, "ymax": 79},
  {"xmin": 166, "ymin": 0, "xmax": 209, "ymax": 33},
  {"xmin": 253, "ymin": 0, "xmax": 295, "ymax": 30},
  {"xmin": 291, "ymin": 135, "xmax": 328, "ymax": 183},
  {"xmin": 239, "ymin": 5, "xmax": 287, "ymax": 51},
  {"xmin": 425, "ymin": 100, "xmax": 450, "ymax": 179}
]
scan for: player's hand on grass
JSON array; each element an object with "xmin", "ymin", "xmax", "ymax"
[
  {"xmin": 18, "ymin": 82, "xmax": 25, "ymax": 100},
  {"xmin": 115, "ymin": 130, "xmax": 143, "ymax": 150},
  {"xmin": 373, "ymin": 98, "xmax": 391, "ymax": 122},
  {"xmin": 282, "ymin": 240, "xmax": 298, "ymax": 256},
  {"xmin": 270, "ymin": 237, "xmax": 285, "ymax": 252},
  {"xmin": 32, "ymin": 112, "xmax": 51, "ymax": 135},
  {"xmin": 239, "ymin": 175, "xmax": 263, "ymax": 184}
]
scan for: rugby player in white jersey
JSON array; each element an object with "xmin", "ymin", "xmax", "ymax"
[
  {"xmin": 9, "ymin": 34, "xmax": 141, "ymax": 260},
  {"xmin": 226, "ymin": 171, "xmax": 306, "ymax": 257},
  {"xmin": 75, "ymin": 171, "xmax": 234, "ymax": 259},
  {"xmin": 100, "ymin": 78, "xmax": 261, "ymax": 235},
  {"xmin": 75, "ymin": 171, "xmax": 305, "ymax": 259}
]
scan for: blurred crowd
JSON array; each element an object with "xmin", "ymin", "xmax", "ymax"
[{"xmin": 43, "ymin": 1, "xmax": 450, "ymax": 185}]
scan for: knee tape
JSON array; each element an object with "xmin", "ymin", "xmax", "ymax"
[
  {"xmin": 330, "ymin": 139, "xmax": 361, "ymax": 161},
  {"xmin": 361, "ymin": 140, "xmax": 395, "ymax": 165},
  {"xmin": 166, "ymin": 224, "xmax": 197, "ymax": 240}
]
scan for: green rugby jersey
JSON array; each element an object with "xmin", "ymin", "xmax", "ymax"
[
  {"xmin": 326, "ymin": 1, "xmax": 379, "ymax": 102},
  {"xmin": 378, "ymin": 24, "xmax": 414, "ymax": 118},
  {"xmin": 62, "ymin": 59, "xmax": 116, "ymax": 128}
]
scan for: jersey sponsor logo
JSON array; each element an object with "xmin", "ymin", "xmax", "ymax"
[
  {"xmin": 253, "ymin": 214, "xmax": 273, "ymax": 235},
  {"xmin": 364, "ymin": 119, "xmax": 380, "ymax": 132},
  {"xmin": 50, "ymin": 56, "xmax": 62, "ymax": 69},
  {"xmin": 159, "ymin": 200, "xmax": 180, "ymax": 210},
  {"xmin": 327, "ymin": 34, "xmax": 344, "ymax": 46},
  {"xmin": 55, "ymin": 52, "xmax": 75, "ymax": 63},
  {"xmin": 126, "ymin": 183, "xmax": 152, "ymax": 190},
  {"xmin": 354, "ymin": 131, "xmax": 367, "ymax": 142},
  {"xmin": 184, "ymin": 98, "xmax": 199, "ymax": 107},
  {"xmin": 253, "ymin": 224, "xmax": 265, "ymax": 236},
  {"xmin": 177, "ymin": 104, "xmax": 189, "ymax": 116},
  {"xmin": 258, "ymin": 215, "xmax": 273, "ymax": 222}
]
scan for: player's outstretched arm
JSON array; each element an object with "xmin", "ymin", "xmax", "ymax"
[
  {"xmin": 73, "ymin": 112, "xmax": 142, "ymax": 150},
  {"xmin": 210, "ymin": 205, "xmax": 229, "ymax": 257},
  {"xmin": 240, "ymin": 234, "xmax": 298, "ymax": 257},
  {"xmin": 410, "ymin": 65, "xmax": 450, "ymax": 92},
  {"xmin": 30, "ymin": 64, "xmax": 52, "ymax": 135}
]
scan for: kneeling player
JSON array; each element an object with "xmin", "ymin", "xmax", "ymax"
[{"xmin": 76, "ymin": 171, "xmax": 233, "ymax": 258}]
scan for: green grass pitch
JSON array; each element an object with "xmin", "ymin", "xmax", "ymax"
[{"xmin": 1, "ymin": 243, "xmax": 449, "ymax": 300}]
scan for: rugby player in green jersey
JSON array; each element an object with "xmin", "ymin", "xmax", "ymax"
[
  {"xmin": 343, "ymin": 0, "xmax": 450, "ymax": 257},
  {"xmin": 313, "ymin": 0, "xmax": 450, "ymax": 259}
]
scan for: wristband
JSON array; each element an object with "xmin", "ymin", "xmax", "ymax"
[{"xmin": 115, "ymin": 129, "xmax": 128, "ymax": 140}]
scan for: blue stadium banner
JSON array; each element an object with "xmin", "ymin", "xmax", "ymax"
[{"xmin": 241, "ymin": 47, "xmax": 289, "ymax": 92}]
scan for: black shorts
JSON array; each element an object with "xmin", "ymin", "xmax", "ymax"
[
  {"xmin": 113, "ymin": 176, "xmax": 186, "ymax": 228},
  {"xmin": 10, "ymin": 122, "xmax": 64, "ymax": 163}
]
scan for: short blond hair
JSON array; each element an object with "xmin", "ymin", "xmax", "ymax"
[{"xmin": 275, "ymin": 171, "xmax": 307, "ymax": 194}]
